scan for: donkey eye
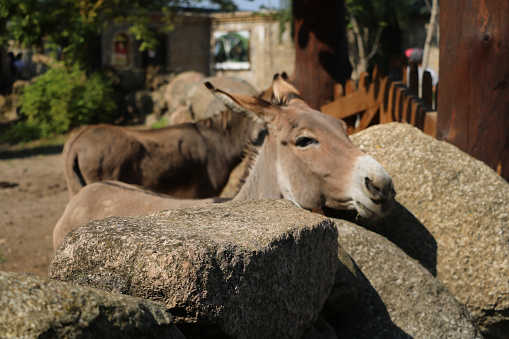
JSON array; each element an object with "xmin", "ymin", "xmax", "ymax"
[{"xmin": 295, "ymin": 136, "xmax": 318, "ymax": 148}]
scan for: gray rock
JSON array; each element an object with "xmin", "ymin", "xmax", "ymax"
[
  {"xmin": 327, "ymin": 219, "xmax": 482, "ymax": 338},
  {"xmin": 0, "ymin": 271, "xmax": 184, "ymax": 339},
  {"xmin": 188, "ymin": 75, "xmax": 259, "ymax": 120},
  {"xmin": 302, "ymin": 316, "xmax": 338, "ymax": 339},
  {"xmin": 48, "ymin": 199, "xmax": 339, "ymax": 339},
  {"xmin": 321, "ymin": 250, "xmax": 361, "ymax": 317},
  {"xmin": 163, "ymin": 71, "xmax": 205, "ymax": 116},
  {"xmin": 351, "ymin": 122, "xmax": 509, "ymax": 338}
]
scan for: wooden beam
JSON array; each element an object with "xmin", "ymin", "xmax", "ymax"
[
  {"xmin": 354, "ymin": 105, "xmax": 379, "ymax": 133},
  {"xmin": 422, "ymin": 71, "xmax": 433, "ymax": 108},
  {"xmin": 423, "ymin": 111, "xmax": 437, "ymax": 137},
  {"xmin": 321, "ymin": 89, "xmax": 376, "ymax": 119}
]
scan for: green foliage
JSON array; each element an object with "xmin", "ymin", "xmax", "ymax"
[
  {"xmin": 1, "ymin": 121, "xmax": 42, "ymax": 143},
  {"xmin": 5, "ymin": 65, "xmax": 117, "ymax": 143},
  {"xmin": 346, "ymin": 0, "xmax": 429, "ymax": 71},
  {"xmin": 151, "ymin": 117, "xmax": 169, "ymax": 129},
  {"xmin": 1, "ymin": 0, "xmax": 237, "ymax": 68},
  {"xmin": 275, "ymin": 0, "xmax": 293, "ymax": 43}
]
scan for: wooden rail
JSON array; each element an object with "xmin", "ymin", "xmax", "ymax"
[{"xmin": 321, "ymin": 65, "xmax": 437, "ymax": 137}]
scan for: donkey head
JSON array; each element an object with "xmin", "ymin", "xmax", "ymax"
[{"xmin": 205, "ymin": 74, "xmax": 395, "ymax": 218}]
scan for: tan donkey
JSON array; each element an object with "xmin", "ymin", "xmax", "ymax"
[
  {"xmin": 63, "ymin": 77, "xmax": 265, "ymax": 199},
  {"xmin": 54, "ymin": 74, "xmax": 395, "ymax": 251}
]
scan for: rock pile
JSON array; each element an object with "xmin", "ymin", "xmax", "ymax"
[
  {"xmin": 3, "ymin": 122, "xmax": 505, "ymax": 338},
  {"xmin": 351, "ymin": 122, "xmax": 508, "ymax": 339}
]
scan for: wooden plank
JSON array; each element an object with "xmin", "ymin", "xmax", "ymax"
[
  {"xmin": 379, "ymin": 78, "xmax": 392, "ymax": 123},
  {"xmin": 393, "ymin": 84, "xmax": 404, "ymax": 122},
  {"xmin": 414, "ymin": 103, "xmax": 427, "ymax": 130},
  {"xmin": 408, "ymin": 97, "xmax": 419, "ymax": 126},
  {"xmin": 423, "ymin": 111, "xmax": 437, "ymax": 137},
  {"xmin": 372, "ymin": 68, "xmax": 387, "ymax": 104},
  {"xmin": 358, "ymin": 72, "xmax": 369, "ymax": 90},
  {"xmin": 409, "ymin": 62, "xmax": 419, "ymax": 94},
  {"xmin": 401, "ymin": 92, "xmax": 411, "ymax": 123},
  {"xmin": 355, "ymin": 105, "xmax": 379, "ymax": 132},
  {"xmin": 321, "ymin": 90, "xmax": 376, "ymax": 119},
  {"xmin": 382, "ymin": 80, "xmax": 403, "ymax": 124},
  {"xmin": 344, "ymin": 79, "xmax": 356, "ymax": 95},
  {"xmin": 401, "ymin": 64, "xmax": 408, "ymax": 85},
  {"xmin": 372, "ymin": 65, "xmax": 379, "ymax": 82},
  {"xmin": 434, "ymin": 82, "xmax": 438, "ymax": 111},
  {"xmin": 422, "ymin": 71, "xmax": 433, "ymax": 108},
  {"xmin": 333, "ymin": 83, "xmax": 344, "ymax": 100}
]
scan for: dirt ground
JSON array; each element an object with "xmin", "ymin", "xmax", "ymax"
[
  {"xmin": 0, "ymin": 133, "xmax": 244, "ymax": 278},
  {"xmin": 0, "ymin": 147, "xmax": 68, "ymax": 277}
]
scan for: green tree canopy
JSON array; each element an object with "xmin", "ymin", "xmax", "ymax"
[{"xmin": 0, "ymin": 0, "xmax": 239, "ymax": 68}]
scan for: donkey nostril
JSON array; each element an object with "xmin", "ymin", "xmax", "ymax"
[
  {"xmin": 364, "ymin": 177, "xmax": 371, "ymax": 189},
  {"xmin": 364, "ymin": 177, "xmax": 381, "ymax": 194}
]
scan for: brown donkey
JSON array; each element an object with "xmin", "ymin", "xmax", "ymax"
[
  {"xmin": 63, "ymin": 77, "xmax": 265, "ymax": 199},
  {"xmin": 54, "ymin": 74, "xmax": 395, "ymax": 251}
]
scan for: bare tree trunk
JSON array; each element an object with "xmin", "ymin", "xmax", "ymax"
[
  {"xmin": 0, "ymin": 19, "xmax": 14, "ymax": 95},
  {"xmin": 290, "ymin": 0, "xmax": 351, "ymax": 110},
  {"xmin": 349, "ymin": 14, "xmax": 367, "ymax": 75},
  {"xmin": 422, "ymin": 0, "xmax": 438, "ymax": 71},
  {"xmin": 346, "ymin": 6, "xmax": 384, "ymax": 79}
]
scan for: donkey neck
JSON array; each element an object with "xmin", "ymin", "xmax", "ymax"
[{"xmin": 233, "ymin": 135, "xmax": 282, "ymax": 201}]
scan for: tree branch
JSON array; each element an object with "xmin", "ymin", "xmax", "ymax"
[
  {"xmin": 366, "ymin": 25, "xmax": 384, "ymax": 61},
  {"xmin": 422, "ymin": 0, "xmax": 439, "ymax": 71},
  {"xmin": 348, "ymin": 11, "xmax": 365, "ymax": 60}
]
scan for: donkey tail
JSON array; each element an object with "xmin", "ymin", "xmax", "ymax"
[{"xmin": 63, "ymin": 128, "xmax": 89, "ymax": 197}]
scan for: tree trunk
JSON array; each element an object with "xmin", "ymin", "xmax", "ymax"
[
  {"xmin": 290, "ymin": 0, "xmax": 351, "ymax": 110},
  {"xmin": 437, "ymin": 0, "xmax": 509, "ymax": 181},
  {"xmin": 422, "ymin": 0, "xmax": 438, "ymax": 71},
  {"xmin": 0, "ymin": 19, "xmax": 14, "ymax": 95}
]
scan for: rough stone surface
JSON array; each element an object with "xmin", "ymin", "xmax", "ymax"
[
  {"xmin": 0, "ymin": 271, "xmax": 184, "ymax": 339},
  {"xmin": 163, "ymin": 71, "xmax": 204, "ymax": 118},
  {"xmin": 328, "ymin": 219, "xmax": 483, "ymax": 338},
  {"xmin": 350, "ymin": 123, "xmax": 509, "ymax": 338},
  {"xmin": 188, "ymin": 75, "xmax": 259, "ymax": 120},
  {"xmin": 48, "ymin": 199, "xmax": 339, "ymax": 339},
  {"xmin": 321, "ymin": 249, "xmax": 361, "ymax": 317}
]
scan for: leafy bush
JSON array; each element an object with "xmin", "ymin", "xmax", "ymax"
[
  {"xmin": 151, "ymin": 117, "xmax": 169, "ymax": 129},
  {"xmin": 0, "ymin": 120, "xmax": 42, "ymax": 144},
  {"xmin": 7, "ymin": 64, "xmax": 117, "ymax": 142}
]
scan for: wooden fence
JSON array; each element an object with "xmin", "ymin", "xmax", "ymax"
[{"xmin": 321, "ymin": 64, "xmax": 437, "ymax": 138}]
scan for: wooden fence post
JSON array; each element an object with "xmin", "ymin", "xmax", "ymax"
[{"xmin": 437, "ymin": 0, "xmax": 509, "ymax": 180}]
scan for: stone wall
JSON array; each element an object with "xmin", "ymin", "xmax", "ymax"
[
  {"xmin": 168, "ymin": 15, "xmax": 212, "ymax": 75},
  {"xmin": 101, "ymin": 12, "xmax": 295, "ymax": 92},
  {"xmin": 101, "ymin": 14, "xmax": 211, "ymax": 75}
]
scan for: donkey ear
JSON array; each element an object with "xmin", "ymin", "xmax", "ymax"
[
  {"xmin": 272, "ymin": 73, "xmax": 303, "ymax": 106},
  {"xmin": 205, "ymin": 82, "xmax": 278, "ymax": 123}
]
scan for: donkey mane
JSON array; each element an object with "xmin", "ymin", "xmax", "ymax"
[
  {"xmin": 231, "ymin": 130, "xmax": 267, "ymax": 195},
  {"xmin": 195, "ymin": 108, "xmax": 234, "ymax": 131}
]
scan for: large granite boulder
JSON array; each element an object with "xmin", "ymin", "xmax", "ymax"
[
  {"xmin": 163, "ymin": 71, "xmax": 205, "ymax": 120},
  {"xmin": 188, "ymin": 75, "xmax": 259, "ymax": 120},
  {"xmin": 0, "ymin": 271, "xmax": 184, "ymax": 338},
  {"xmin": 350, "ymin": 122, "xmax": 509, "ymax": 338},
  {"xmin": 48, "ymin": 199, "xmax": 340, "ymax": 339},
  {"xmin": 326, "ymin": 219, "xmax": 482, "ymax": 338}
]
